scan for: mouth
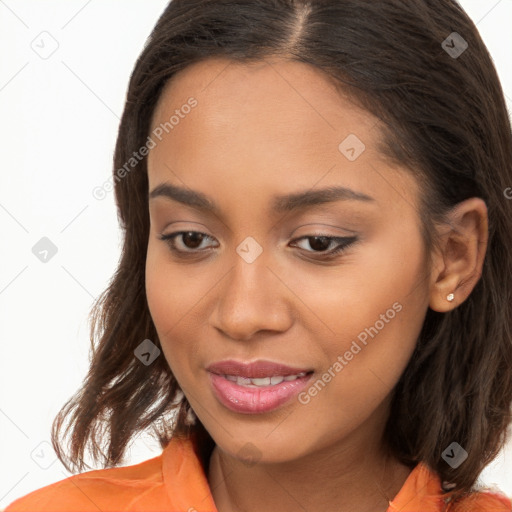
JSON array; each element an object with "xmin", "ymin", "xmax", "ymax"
[
  {"xmin": 221, "ymin": 372, "xmax": 310, "ymax": 387},
  {"xmin": 206, "ymin": 359, "xmax": 314, "ymax": 414},
  {"xmin": 206, "ymin": 359, "xmax": 313, "ymax": 378}
]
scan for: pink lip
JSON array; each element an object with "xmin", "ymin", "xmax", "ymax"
[
  {"xmin": 206, "ymin": 359, "xmax": 312, "ymax": 378},
  {"xmin": 206, "ymin": 359, "xmax": 313, "ymax": 414}
]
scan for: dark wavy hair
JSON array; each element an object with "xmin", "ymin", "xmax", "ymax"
[{"xmin": 51, "ymin": 0, "xmax": 512, "ymax": 505}]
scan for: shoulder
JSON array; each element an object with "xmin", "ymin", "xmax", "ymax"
[
  {"xmin": 448, "ymin": 488, "xmax": 512, "ymax": 511},
  {"xmin": 3, "ymin": 452, "xmax": 167, "ymax": 512},
  {"xmin": 388, "ymin": 462, "xmax": 511, "ymax": 512}
]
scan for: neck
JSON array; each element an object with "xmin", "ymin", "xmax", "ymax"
[{"xmin": 206, "ymin": 417, "xmax": 413, "ymax": 512}]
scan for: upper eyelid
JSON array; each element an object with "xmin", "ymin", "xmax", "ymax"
[
  {"xmin": 161, "ymin": 230, "xmax": 352, "ymax": 241},
  {"xmin": 149, "ymin": 200, "xmax": 373, "ymax": 235},
  {"xmin": 161, "ymin": 230, "xmax": 356, "ymax": 250}
]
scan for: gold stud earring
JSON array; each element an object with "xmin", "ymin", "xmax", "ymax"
[{"xmin": 446, "ymin": 293, "xmax": 455, "ymax": 302}]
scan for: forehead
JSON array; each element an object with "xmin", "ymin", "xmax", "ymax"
[
  {"xmin": 147, "ymin": 57, "xmax": 421, "ymax": 218},
  {"xmin": 150, "ymin": 56, "xmax": 375, "ymax": 140}
]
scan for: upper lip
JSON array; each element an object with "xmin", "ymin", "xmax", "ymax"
[{"xmin": 206, "ymin": 359, "xmax": 313, "ymax": 378}]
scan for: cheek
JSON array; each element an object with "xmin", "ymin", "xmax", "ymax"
[
  {"xmin": 145, "ymin": 244, "xmax": 187, "ymax": 369},
  {"xmin": 311, "ymin": 227, "xmax": 428, "ymax": 387},
  {"xmin": 302, "ymin": 300, "xmax": 424, "ymax": 435},
  {"xmin": 145, "ymin": 244, "xmax": 173, "ymax": 329},
  {"xmin": 287, "ymin": 225, "xmax": 427, "ymax": 345},
  {"xmin": 145, "ymin": 241, "xmax": 202, "ymax": 330},
  {"xmin": 145, "ymin": 242, "xmax": 213, "ymax": 375}
]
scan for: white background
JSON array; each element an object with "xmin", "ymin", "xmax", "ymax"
[{"xmin": 0, "ymin": 0, "xmax": 511, "ymax": 507}]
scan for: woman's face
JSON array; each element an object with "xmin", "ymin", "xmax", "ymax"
[{"xmin": 146, "ymin": 56, "xmax": 432, "ymax": 463}]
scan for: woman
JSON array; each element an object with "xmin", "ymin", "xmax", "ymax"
[{"xmin": 5, "ymin": 0, "xmax": 512, "ymax": 510}]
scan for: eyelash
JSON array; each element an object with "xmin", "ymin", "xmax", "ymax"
[{"xmin": 159, "ymin": 231, "xmax": 358, "ymax": 260}]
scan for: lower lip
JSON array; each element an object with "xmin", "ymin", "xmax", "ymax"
[{"xmin": 208, "ymin": 372, "xmax": 313, "ymax": 414}]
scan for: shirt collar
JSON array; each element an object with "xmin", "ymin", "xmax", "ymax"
[
  {"xmin": 387, "ymin": 461, "xmax": 445, "ymax": 511},
  {"xmin": 162, "ymin": 435, "xmax": 445, "ymax": 512},
  {"xmin": 163, "ymin": 434, "xmax": 218, "ymax": 511}
]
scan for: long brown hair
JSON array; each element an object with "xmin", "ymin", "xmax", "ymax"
[{"xmin": 51, "ymin": 0, "xmax": 512, "ymax": 503}]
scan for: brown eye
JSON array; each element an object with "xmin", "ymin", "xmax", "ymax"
[
  {"xmin": 160, "ymin": 231, "xmax": 217, "ymax": 253},
  {"xmin": 159, "ymin": 231, "xmax": 358, "ymax": 260},
  {"xmin": 290, "ymin": 235, "xmax": 358, "ymax": 258},
  {"xmin": 180, "ymin": 232, "xmax": 207, "ymax": 249}
]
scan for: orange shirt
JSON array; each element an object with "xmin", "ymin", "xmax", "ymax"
[{"xmin": 4, "ymin": 435, "xmax": 511, "ymax": 511}]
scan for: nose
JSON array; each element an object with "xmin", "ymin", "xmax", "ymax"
[{"xmin": 211, "ymin": 248, "xmax": 293, "ymax": 341}]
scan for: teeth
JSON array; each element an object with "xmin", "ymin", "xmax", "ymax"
[
  {"xmin": 250, "ymin": 377, "xmax": 271, "ymax": 386},
  {"xmin": 224, "ymin": 372, "xmax": 308, "ymax": 387}
]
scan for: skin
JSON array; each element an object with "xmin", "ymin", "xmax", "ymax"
[{"xmin": 145, "ymin": 56, "xmax": 488, "ymax": 512}]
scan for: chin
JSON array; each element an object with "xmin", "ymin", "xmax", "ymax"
[{"xmin": 202, "ymin": 417, "xmax": 316, "ymax": 465}]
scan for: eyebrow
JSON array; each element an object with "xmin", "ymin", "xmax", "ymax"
[{"xmin": 148, "ymin": 182, "xmax": 375, "ymax": 214}]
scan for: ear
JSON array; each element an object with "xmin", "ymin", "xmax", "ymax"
[{"xmin": 428, "ymin": 198, "xmax": 489, "ymax": 312}]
